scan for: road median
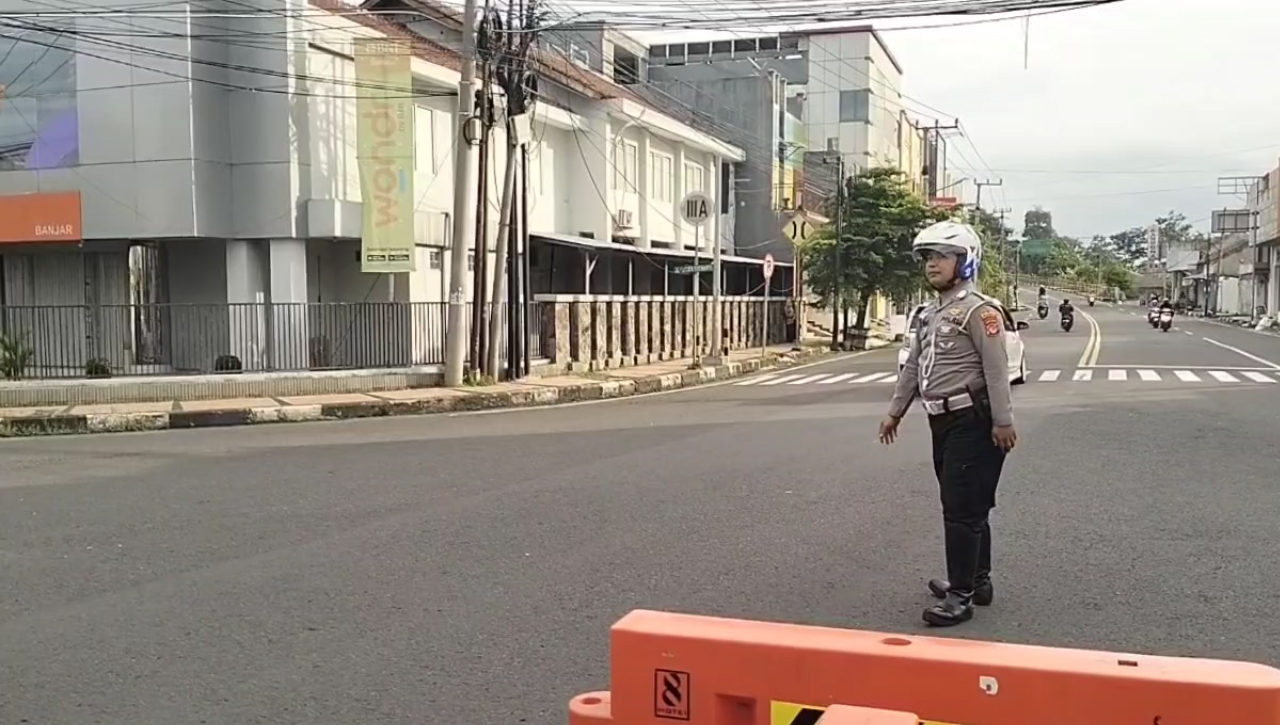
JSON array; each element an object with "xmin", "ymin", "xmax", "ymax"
[{"xmin": 0, "ymin": 346, "xmax": 836, "ymax": 437}]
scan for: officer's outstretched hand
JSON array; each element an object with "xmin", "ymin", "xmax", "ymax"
[
  {"xmin": 878, "ymin": 415, "xmax": 902, "ymax": 445},
  {"xmin": 992, "ymin": 425, "xmax": 1017, "ymax": 452}
]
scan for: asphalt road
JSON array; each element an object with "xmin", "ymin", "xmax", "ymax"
[{"xmin": 3, "ymin": 297, "xmax": 1279, "ymax": 724}]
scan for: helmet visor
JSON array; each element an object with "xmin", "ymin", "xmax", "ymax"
[{"xmin": 914, "ymin": 243, "xmax": 965, "ymax": 262}]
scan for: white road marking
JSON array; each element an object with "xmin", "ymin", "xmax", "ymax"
[
  {"xmin": 851, "ymin": 372, "xmax": 891, "ymax": 383},
  {"xmin": 788, "ymin": 374, "xmax": 831, "ymax": 385},
  {"xmin": 1202, "ymin": 337, "xmax": 1280, "ymax": 370},
  {"xmin": 737, "ymin": 366, "xmax": 1280, "ymax": 389},
  {"xmin": 817, "ymin": 373, "xmax": 857, "ymax": 384},
  {"xmin": 760, "ymin": 374, "xmax": 805, "ymax": 386}
]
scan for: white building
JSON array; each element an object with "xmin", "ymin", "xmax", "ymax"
[
  {"xmin": 0, "ymin": 0, "xmax": 772, "ymax": 378},
  {"xmin": 648, "ymin": 26, "xmax": 908, "ymax": 176}
]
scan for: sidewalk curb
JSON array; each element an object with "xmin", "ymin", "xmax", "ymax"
[{"xmin": 0, "ymin": 348, "xmax": 835, "ymax": 438}]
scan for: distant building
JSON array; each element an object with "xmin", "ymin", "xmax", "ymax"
[{"xmin": 649, "ymin": 27, "xmax": 908, "ymax": 177}]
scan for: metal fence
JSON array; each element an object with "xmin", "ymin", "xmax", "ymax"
[{"xmin": 0, "ymin": 301, "xmax": 545, "ymax": 380}]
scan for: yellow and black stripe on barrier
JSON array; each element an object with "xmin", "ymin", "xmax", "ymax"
[{"xmin": 771, "ymin": 701, "xmax": 962, "ymax": 725}]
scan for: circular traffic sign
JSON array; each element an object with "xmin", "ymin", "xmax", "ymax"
[
  {"xmin": 763, "ymin": 253, "xmax": 776, "ymax": 280},
  {"xmin": 680, "ymin": 190, "xmax": 713, "ymax": 225}
]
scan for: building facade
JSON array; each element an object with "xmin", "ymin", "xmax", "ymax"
[
  {"xmin": 644, "ymin": 60, "xmax": 804, "ymax": 264},
  {"xmin": 1245, "ymin": 162, "xmax": 1279, "ymax": 317},
  {"xmin": 649, "ymin": 27, "xmax": 906, "ymax": 175},
  {"xmin": 0, "ymin": 0, "xmax": 780, "ymax": 379}
]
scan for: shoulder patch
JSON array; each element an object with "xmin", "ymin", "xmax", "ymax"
[{"xmin": 979, "ymin": 306, "xmax": 1002, "ymax": 337}]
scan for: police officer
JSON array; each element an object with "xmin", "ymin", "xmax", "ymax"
[{"xmin": 878, "ymin": 221, "xmax": 1017, "ymax": 627}]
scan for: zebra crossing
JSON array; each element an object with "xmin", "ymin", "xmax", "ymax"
[{"xmin": 733, "ymin": 368, "xmax": 1280, "ymax": 388}]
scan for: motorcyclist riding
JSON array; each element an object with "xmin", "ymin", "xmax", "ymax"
[
  {"xmin": 1160, "ymin": 298, "xmax": 1174, "ymax": 313},
  {"xmin": 1059, "ymin": 299, "xmax": 1075, "ymax": 318}
]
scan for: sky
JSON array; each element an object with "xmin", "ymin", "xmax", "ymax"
[{"xmin": 629, "ymin": 0, "xmax": 1280, "ymax": 241}]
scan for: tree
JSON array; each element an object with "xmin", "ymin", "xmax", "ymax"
[
  {"xmin": 799, "ymin": 167, "xmax": 950, "ymax": 338},
  {"xmin": 1096, "ymin": 210, "xmax": 1206, "ymax": 274},
  {"xmin": 1022, "ymin": 207, "xmax": 1055, "ymax": 240},
  {"xmin": 1101, "ymin": 226, "xmax": 1149, "ymax": 267},
  {"xmin": 1030, "ymin": 234, "xmax": 1136, "ymax": 295},
  {"xmin": 1155, "ymin": 210, "xmax": 1206, "ymax": 253}
]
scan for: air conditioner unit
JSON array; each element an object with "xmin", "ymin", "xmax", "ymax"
[{"xmin": 615, "ymin": 209, "xmax": 635, "ymax": 228}]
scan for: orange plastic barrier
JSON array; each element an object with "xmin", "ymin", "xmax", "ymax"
[{"xmin": 568, "ymin": 609, "xmax": 1280, "ymax": 725}]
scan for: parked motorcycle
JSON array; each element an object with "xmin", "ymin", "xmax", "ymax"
[
  {"xmin": 1159, "ymin": 309, "xmax": 1174, "ymax": 332},
  {"xmin": 1061, "ymin": 313, "xmax": 1074, "ymax": 332},
  {"xmin": 1037, "ymin": 302, "xmax": 1049, "ymax": 320}
]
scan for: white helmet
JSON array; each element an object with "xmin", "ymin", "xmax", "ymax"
[{"xmin": 912, "ymin": 221, "xmax": 983, "ymax": 281}]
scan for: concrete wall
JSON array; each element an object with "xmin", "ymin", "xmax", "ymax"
[{"xmin": 535, "ymin": 294, "xmax": 794, "ymax": 370}]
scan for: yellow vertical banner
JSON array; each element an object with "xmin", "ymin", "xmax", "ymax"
[{"xmin": 355, "ymin": 37, "xmax": 415, "ymax": 273}]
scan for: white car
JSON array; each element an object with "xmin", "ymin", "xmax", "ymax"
[{"xmin": 897, "ymin": 303, "xmax": 1029, "ymax": 385}]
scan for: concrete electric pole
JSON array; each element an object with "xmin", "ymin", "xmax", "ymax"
[
  {"xmin": 973, "ymin": 179, "xmax": 1002, "ymax": 213},
  {"xmin": 443, "ymin": 0, "xmax": 484, "ymax": 387},
  {"xmin": 993, "ymin": 206, "xmax": 1012, "ymax": 306}
]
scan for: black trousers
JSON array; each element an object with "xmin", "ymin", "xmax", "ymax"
[{"xmin": 928, "ymin": 403, "xmax": 1007, "ymax": 594}]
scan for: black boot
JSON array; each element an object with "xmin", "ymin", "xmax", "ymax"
[
  {"xmin": 929, "ymin": 519, "xmax": 994, "ymax": 605},
  {"xmin": 927, "ymin": 576, "xmax": 994, "ymax": 606},
  {"xmin": 923, "ymin": 590, "xmax": 975, "ymax": 627}
]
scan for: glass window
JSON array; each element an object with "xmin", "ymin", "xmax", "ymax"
[
  {"xmin": 0, "ymin": 23, "xmax": 80, "ymax": 170},
  {"xmin": 649, "ymin": 151, "xmax": 672, "ymax": 202},
  {"xmin": 684, "ymin": 162, "xmax": 705, "ymax": 193},
  {"xmin": 614, "ymin": 141, "xmax": 638, "ymax": 192},
  {"xmin": 838, "ymin": 89, "xmax": 871, "ymax": 124}
]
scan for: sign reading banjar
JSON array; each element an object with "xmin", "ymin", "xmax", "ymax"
[
  {"xmin": 355, "ymin": 37, "xmax": 415, "ymax": 274},
  {"xmin": 0, "ymin": 191, "xmax": 81, "ymax": 244}
]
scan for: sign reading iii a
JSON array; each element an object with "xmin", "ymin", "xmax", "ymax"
[{"xmin": 681, "ymin": 190, "xmax": 713, "ymax": 225}]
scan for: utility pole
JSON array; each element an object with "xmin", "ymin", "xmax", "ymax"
[
  {"xmin": 993, "ymin": 206, "xmax": 1012, "ymax": 305},
  {"xmin": 469, "ymin": 61, "xmax": 495, "ymax": 374},
  {"xmin": 1012, "ymin": 238, "xmax": 1022, "ymax": 306},
  {"xmin": 443, "ymin": 0, "xmax": 483, "ymax": 387},
  {"xmin": 484, "ymin": 0, "xmax": 538, "ymax": 380},
  {"xmin": 1250, "ymin": 209, "xmax": 1260, "ymax": 322},
  {"xmin": 824, "ymin": 154, "xmax": 845, "ymax": 350},
  {"xmin": 973, "ymin": 178, "xmax": 1002, "ymax": 212},
  {"xmin": 1204, "ymin": 228, "xmax": 1214, "ymax": 317},
  {"xmin": 922, "ymin": 120, "xmax": 960, "ymax": 201}
]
